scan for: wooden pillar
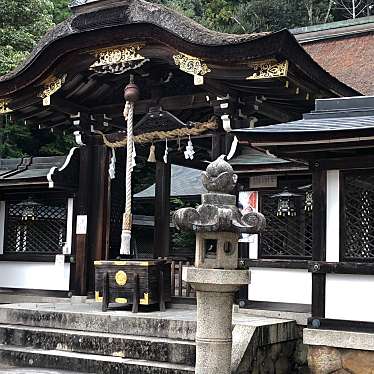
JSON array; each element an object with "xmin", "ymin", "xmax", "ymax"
[
  {"xmin": 87, "ymin": 143, "xmax": 111, "ymax": 292},
  {"xmin": 311, "ymin": 164, "xmax": 327, "ymax": 318},
  {"xmin": 71, "ymin": 138, "xmax": 111, "ymax": 296},
  {"xmin": 153, "ymin": 161, "xmax": 171, "ymax": 258},
  {"xmin": 72, "ymin": 144, "xmax": 93, "ymax": 296}
]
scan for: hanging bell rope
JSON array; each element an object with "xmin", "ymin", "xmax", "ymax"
[
  {"xmin": 95, "ymin": 120, "xmax": 218, "ymax": 148},
  {"xmin": 120, "ymin": 75, "xmax": 139, "ymax": 255}
]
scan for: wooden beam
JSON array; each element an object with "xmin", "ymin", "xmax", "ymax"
[
  {"xmin": 308, "ymin": 261, "xmax": 374, "ymax": 275},
  {"xmin": 252, "ymin": 98, "xmax": 294, "ymax": 123},
  {"xmin": 93, "ymin": 93, "xmax": 211, "ymax": 117},
  {"xmin": 50, "ymin": 96, "xmax": 88, "ymax": 115},
  {"xmin": 153, "ymin": 161, "xmax": 171, "ymax": 258}
]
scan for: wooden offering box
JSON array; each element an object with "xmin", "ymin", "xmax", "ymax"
[{"xmin": 94, "ymin": 259, "xmax": 171, "ymax": 312}]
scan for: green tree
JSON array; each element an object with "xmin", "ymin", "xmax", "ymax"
[
  {"xmin": 0, "ymin": 0, "xmax": 54, "ymax": 76},
  {"xmin": 229, "ymin": 0, "xmax": 335, "ymax": 34},
  {"xmin": 51, "ymin": 0, "xmax": 70, "ymax": 23}
]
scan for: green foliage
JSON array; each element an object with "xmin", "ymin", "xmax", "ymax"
[
  {"xmin": 170, "ymin": 197, "xmax": 197, "ymax": 249},
  {"xmin": 39, "ymin": 132, "xmax": 76, "ymax": 156},
  {"xmin": 0, "ymin": 120, "xmax": 33, "ymax": 158},
  {"xmin": 51, "ymin": 0, "xmax": 70, "ymax": 23},
  {"xmin": 171, "ymin": 230, "xmax": 195, "ymax": 249},
  {"xmin": 0, "ymin": 0, "xmax": 54, "ymax": 75},
  {"xmin": 152, "ymin": 0, "xmax": 366, "ymax": 34},
  {"xmin": 0, "ymin": 116, "xmax": 74, "ymax": 158}
]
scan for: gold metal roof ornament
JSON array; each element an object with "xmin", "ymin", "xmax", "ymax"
[
  {"xmin": 0, "ymin": 99, "xmax": 12, "ymax": 114},
  {"xmin": 90, "ymin": 45, "xmax": 149, "ymax": 75},
  {"xmin": 39, "ymin": 74, "xmax": 67, "ymax": 106},
  {"xmin": 246, "ymin": 59, "xmax": 289, "ymax": 80},
  {"xmin": 173, "ymin": 52, "xmax": 211, "ymax": 86}
]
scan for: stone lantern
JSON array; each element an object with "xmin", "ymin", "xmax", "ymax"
[{"xmin": 173, "ymin": 156, "xmax": 265, "ymax": 374}]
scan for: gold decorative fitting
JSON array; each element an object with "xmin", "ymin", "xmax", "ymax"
[
  {"xmin": 113, "ymin": 261, "xmax": 128, "ymax": 265},
  {"xmin": 173, "ymin": 52, "xmax": 211, "ymax": 86},
  {"xmin": 0, "ymin": 99, "xmax": 12, "ymax": 114},
  {"xmin": 95, "ymin": 291, "xmax": 103, "ymax": 302},
  {"xmin": 115, "ymin": 297, "xmax": 128, "ymax": 304},
  {"xmin": 90, "ymin": 45, "xmax": 149, "ymax": 75},
  {"xmin": 140, "ymin": 292, "xmax": 150, "ymax": 305},
  {"xmin": 39, "ymin": 75, "xmax": 67, "ymax": 106},
  {"xmin": 246, "ymin": 60, "xmax": 288, "ymax": 80},
  {"xmin": 115, "ymin": 270, "xmax": 128, "ymax": 286}
]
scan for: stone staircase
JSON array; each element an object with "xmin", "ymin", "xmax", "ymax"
[
  {"xmin": 0, "ymin": 304, "xmax": 195, "ymax": 373},
  {"xmin": 0, "ymin": 303, "xmax": 300, "ymax": 373}
]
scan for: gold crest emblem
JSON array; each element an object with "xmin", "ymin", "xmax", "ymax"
[{"xmin": 115, "ymin": 271, "xmax": 127, "ymax": 286}]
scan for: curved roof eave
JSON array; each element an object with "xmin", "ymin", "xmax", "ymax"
[
  {"xmin": 0, "ymin": 0, "xmax": 266, "ymax": 86},
  {"xmin": 0, "ymin": 0, "xmax": 359, "ymax": 98}
]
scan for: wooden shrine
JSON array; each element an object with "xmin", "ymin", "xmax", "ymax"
[{"xmin": 0, "ymin": 0, "xmax": 358, "ymax": 297}]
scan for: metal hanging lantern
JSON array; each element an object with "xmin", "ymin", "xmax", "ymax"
[
  {"xmin": 298, "ymin": 184, "xmax": 313, "ymax": 212},
  {"xmin": 17, "ymin": 197, "xmax": 41, "ymax": 221},
  {"xmin": 271, "ymin": 188, "xmax": 301, "ymax": 217}
]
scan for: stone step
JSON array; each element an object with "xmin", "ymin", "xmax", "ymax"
[
  {"xmin": 0, "ymin": 345, "xmax": 195, "ymax": 374},
  {"xmin": 0, "ymin": 324, "xmax": 195, "ymax": 366},
  {"xmin": 0, "ymin": 304, "xmax": 197, "ymax": 340}
]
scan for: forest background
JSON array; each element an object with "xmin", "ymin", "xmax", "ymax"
[{"xmin": 0, "ymin": 0, "xmax": 373, "ymax": 159}]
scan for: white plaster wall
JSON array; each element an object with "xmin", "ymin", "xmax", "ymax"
[
  {"xmin": 326, "ymin": 170, "xmax": 340, "ymax": 262},
  {"xmin": 0, "ymin": 201, "xmax": 5, "ymax": 255},
  {"xmin": 0, "ymin": 261, "xmax": 70, "ymax": 291},
  {"xmin": 326, "ymin": 274, "xmax": 374, "ymax": 322},
  {"xmin": 248, "ymin": 235, "xmax": 258, "ymax": 259},
  {"xmin": 247, "ymin": 268, "xmax": 312, "ymax": 304}
]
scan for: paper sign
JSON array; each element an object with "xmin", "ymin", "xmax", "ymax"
[
  {"xmin": 239, "ymin": 191, "xmax": 258, "ymax": 243},
  {"xmin": 55, "ymin": 254, "xmax": 65, "ymax": 275},
  {"xmin": 76, "ymin": 215, "xmax": 87, "ymax": 235},
  {"xmin": 250, "ymin": 175, "xmax": 277, "ymax": 189}
]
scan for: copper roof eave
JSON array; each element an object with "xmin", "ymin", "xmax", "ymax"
[{"xmin": 0, "ymin": 0, "xmax": 359, "ymax": 98}]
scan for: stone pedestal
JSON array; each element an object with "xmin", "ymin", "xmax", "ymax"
[{"xmin": 183, "ymin": 267, "xmax": 250, "ymax": 374}]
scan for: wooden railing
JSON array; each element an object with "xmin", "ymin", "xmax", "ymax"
[{"xmin": 170, "ymin": 260, "xmax": 195, "ymax": 298}]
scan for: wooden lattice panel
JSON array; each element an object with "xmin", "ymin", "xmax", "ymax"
[
  {"xmin": 5, "ymin": 198, "xmax": 67, "ymax": 255},
  {"xmin": 259, "ymin": 192, "xmax": 312, "ymax": 259},
  {"xmin": 342, "ymin": 173, "xmax": 374, "ymax": 261}
]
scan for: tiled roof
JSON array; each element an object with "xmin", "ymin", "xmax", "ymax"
[{"xmin": 303, "ymin": 33, "xmax": 374, "ymax": 95}]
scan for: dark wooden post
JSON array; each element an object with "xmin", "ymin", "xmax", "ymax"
[
  {"xmin": 71, "ymin": 134, "xmax": 111, "ymax": 296},
  {"xmin": 153, "ymin": 161, "xmax": 171, "ymax": 258},
  {"xmin": 311, "ymin": 163, "xmax": 327, "ymax": 318},
  {"xmin": 87, "ymin": 143, "xmax": 111, "ymax": 292},
  {"xmin": 72, "ymin": 143, "xmax": 93, "ymax": 296}
]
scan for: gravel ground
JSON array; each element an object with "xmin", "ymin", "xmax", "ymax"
[{"xmin": 0, "ymin": 367, "xmax": 88, "ymax": 374}]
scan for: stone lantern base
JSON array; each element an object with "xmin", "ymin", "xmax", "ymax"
[{"xmin": 183, "ymin": 267, "xmax": 250, "ymax": 374}]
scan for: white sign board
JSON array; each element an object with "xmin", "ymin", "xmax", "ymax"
[
  {"xmin": 76, "ymin": 215, "xmax": 88, "ymax": 235},
  {"xmin": 250, "ymin": 175, "xmax": 277, "ymax": 189}
]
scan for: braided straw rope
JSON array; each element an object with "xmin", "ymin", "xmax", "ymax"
[
  {"xmin": 120, "ymin": 99, "xmax": 134, "ymax": 255},
  {"xmin": 97, "ymin": 120, "xmax": 218, "ymax": 148}
]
